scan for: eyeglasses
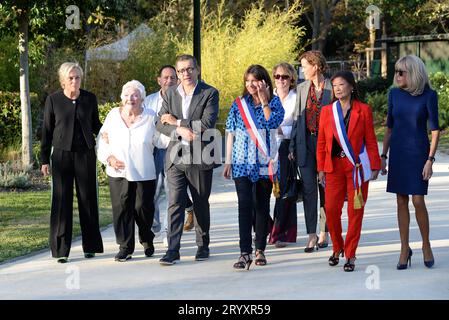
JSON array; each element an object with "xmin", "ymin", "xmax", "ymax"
[
  {"xmin": 395, "ymin": 69, "xmax": 407, "ymax": 76},
  {"xmin": 177, "ymin": 67, "xmax": 195, "ymax": 75},
  {"xmin": 274, "ymin": 74, "xmax": 290, "ymax": 80}
]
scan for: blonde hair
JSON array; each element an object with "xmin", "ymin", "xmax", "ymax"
[
  {"xmin": 394, "ymin": 55, "xmax": 430, "ymax": 96},
  {"xmin": 58, "ymin": 62, "xmax": 83, "ymax": 89},
  {"xmin": 120, "ymin": 80, "xmax": 146, "ymax": 103},
  {"xmin": 272, "ymin": 62, "xmax": 297, "ymax": 90}
]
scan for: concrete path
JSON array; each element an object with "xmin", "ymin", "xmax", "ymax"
[{"xmin": 1, "ymin": 148, "xmax": 449, "ymax": 300}]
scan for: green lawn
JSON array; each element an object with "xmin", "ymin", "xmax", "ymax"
[{"xmin": 0, "ymin": 186, "xmax": 112, "ymax": 263}]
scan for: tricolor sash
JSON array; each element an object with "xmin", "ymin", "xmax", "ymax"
[
  {"xmin": 235, "ymin": 96, "xmax": 275, "ymax": 182},
  {"xmin": 331, "ymin": 100, "xmax": 372, "ymax": 209}
]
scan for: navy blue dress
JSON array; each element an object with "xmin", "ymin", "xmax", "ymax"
[{"xmin": 386, "ymin": 87, "xmax": 439, "ymax": 195}]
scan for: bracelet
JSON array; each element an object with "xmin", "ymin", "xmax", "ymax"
[
  {"xmin": 381, "ymin": 154, "xmax": 388, "ymax": 159},
  {"xmin": 428, "ymin": 156, "xmax": 435, "ymax": 163}
]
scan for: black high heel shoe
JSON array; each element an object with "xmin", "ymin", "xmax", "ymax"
[
  {"xmin": 397, "ymin": 248, "xmax": 413, "ymax": 270},
  {"xmin": 233, "ymin": 253, "xmax": 253, "ymax": 270},
  {"xmin": 328, "ymin": 249, "xmax": 344, "ymax": 266},
  {"xmin": 343, "ymin": 257, "xmax": 356, "ymax": 272},
  {"xmin": 304, "ymin": 235, "xmax": 319, "ymax": 253},
  {"xmin": 423, "ymin": 246, "xmax": 434, "ymax": 268}
]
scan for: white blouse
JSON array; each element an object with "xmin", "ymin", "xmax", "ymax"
[
  {"xmin": 277, "ymin": 89, "xmax": 297, "ymax": 139},
  {"xmin": 96, "ymin": 107, "xmax": 169, "ymax": 181}
]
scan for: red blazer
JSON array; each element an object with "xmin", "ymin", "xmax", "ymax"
[{"xmin": 316, "ymin": 99, "xmax": 381, "ymax": 173}]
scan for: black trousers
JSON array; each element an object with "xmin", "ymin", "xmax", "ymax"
[
  {"xmin": 50, "ymin": 148, "xmax": 103, "ymax": 258},
  {"xmin": 234, "ymin": 177, "xmax": 272, "ymax": 254},
  {"xmin": 108, "ymin": 177, "xmax": 156, "ymax": 253},
  {"xmin": 166, "ymin": 165, "xmax": 213, "ymax": 253},
  {"xmin": 299, "ymin": 132, "xmax": 328, "ymax": 234}
]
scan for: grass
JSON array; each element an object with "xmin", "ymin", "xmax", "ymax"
[{"xmin": 0, "ymin": 185, "xmax": 112, "ymax": 263}]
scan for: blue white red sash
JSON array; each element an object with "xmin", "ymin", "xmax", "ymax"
[
  {"xmin": 235, "ymin": 96, "xmax": 275, "ymax": 182},
  {"xmin": 331, "ymin": 100, "xmax": 372, "ymax": 208}
]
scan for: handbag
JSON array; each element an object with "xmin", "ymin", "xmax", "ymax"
[{"xmin": 282, "ymin": 159, "xmax": 303, "ymax": 203}]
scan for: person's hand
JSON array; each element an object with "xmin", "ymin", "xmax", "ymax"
[
  {"xmin": 108, "ymin": 155, "xmax": 125, "ymax": 171},
  {"xmin": 257, "ymin": 80, "xmax": 270, "ymax": 106},
  {"xmin": 223, "ymin": 164, "xmax": 232, "ymax": 179},
  {"xmin": 288, "ymin": 152, "xmax": 295, "ymax": 161},
  {"xmin": 101, "ymin": 132, "xmax": 109, "ymax": 144},
  {"xmin": 381, "ymin": 158, "xmax": 388, "ymax": 175},
  {"xmin": 422, "ymin": 160, "xmax": 433, "ymax": 181},
  {"xmin": 370, "ymin": 169, "xmax": 380, "ymax": 181},
  {"xmin": 318, "ymin": 171, "xmax": 326, "ymax": 187},
  {"xmin": 41, "ymin": 164, "xmax": 50, "ymax": 177},
  {"xmin": 176, "ymin": 126, "xmax": 196, "ymax": 141},
  {"xmin": 161, "ymin": 114, "xmax": 178, "ymax": 126}
]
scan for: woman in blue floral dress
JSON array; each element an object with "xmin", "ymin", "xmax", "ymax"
[{"xmin": 223, "ymin": 65, "xmax": 284, "ymax": 270}]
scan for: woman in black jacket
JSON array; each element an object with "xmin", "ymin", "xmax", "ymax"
[{"xmin": 41, "ymin": 62, "xmax": 104, "ymax": 263}]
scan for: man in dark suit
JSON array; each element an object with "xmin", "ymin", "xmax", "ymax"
[{"xmin": 156, "ymin": 54, "xmax": 219, "ymax": 265}]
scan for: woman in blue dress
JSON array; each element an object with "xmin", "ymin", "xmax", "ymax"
[
  {"xmin": 223, "ymin": 65, "xmax": 284, "ymax": 270},
  {"xmin": 381, "ymin": 55, "xmax": 440, "ymax": 270}
]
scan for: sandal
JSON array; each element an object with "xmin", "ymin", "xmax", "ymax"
[
  {"xmin": 328, "ymin": 250, "xmax": 344, "ymax": 266},
  {"xmin": 233, "ymin": 253, "xmax": 253, "ymax": 270},
  {"xmin": 343, "ymin": 257, "xmax": 356, "ymax": 272},
  {"xmin": 255, "ymin": 250, "xmax": 267, "ymax": 266}
]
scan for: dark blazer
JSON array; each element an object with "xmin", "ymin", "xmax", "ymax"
[
  {"xmin": 156, "ymin": 81, "xmax": 219, "ymax": 171},
  {"xmin": 41, "ymin": 89, "xmax": 102, "ymax": 164},
  {"xmin": 289, "ymin": 79, "xmax": 333, "ymax": 167}
]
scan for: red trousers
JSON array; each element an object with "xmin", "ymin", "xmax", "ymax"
[{"xmin": 324, "ymin": 157, "xmax": 369, "ymax": 259}]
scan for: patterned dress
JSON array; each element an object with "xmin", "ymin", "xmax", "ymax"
[{"xmin": 225, "ymin": 95, "xmax": 284, "ymax": 182}]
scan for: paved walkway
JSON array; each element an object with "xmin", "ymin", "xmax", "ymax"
[{"xmin": 1, "ymin": 148, "xmax": 449, "ymax": 300}]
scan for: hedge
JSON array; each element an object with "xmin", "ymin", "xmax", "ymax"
[{"xmin": 0, "ymin": 91, "xmax": 40, "ymax": 149}]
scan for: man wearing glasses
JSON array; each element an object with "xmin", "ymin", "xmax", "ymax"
[{"xmin": 156, "ymin": 54, "xmax": 220, "ymax": 265}]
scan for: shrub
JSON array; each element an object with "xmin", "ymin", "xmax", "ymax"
[
  {"xmin": 357, "ymin": 77, "xmax": 392, "ymax": 102},
  {"xmin": 366, "ymin": 91, "xmax": 388, "ymax": 125},
  {"xmin": 0, "ymin": 161, "xmax": 31, "ymax": 189},
  {"xmin": 430, "ymin": 72, "xmax": 449, "ymax": 130},
  {"xmin": 122, "ymin": 24, "xmax": 179, "ymax": 96},
  {"xmin": 0, "ymin": 91, "xmax": 40, "ymax": 150},
  {"xmin": 177, "ymin": 0, "xmax": 307, "ymax": 132}
]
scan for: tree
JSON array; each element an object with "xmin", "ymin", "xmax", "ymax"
[{"xmin": 303, "ymin": 0, "xmax": 341, "ymax": 51}]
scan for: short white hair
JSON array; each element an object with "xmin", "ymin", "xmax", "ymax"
[
  {"xmin": 58, "ymin": 62, "xmax": 83, "ymax": 89},
  {"xmin": 120, "ymin": 80, "xmax": 146, "ymax": 101}
]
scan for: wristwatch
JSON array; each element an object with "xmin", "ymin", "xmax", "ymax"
[{"xmin": 428, "ymin": 156, "xmax": 435, "ymax": 163}]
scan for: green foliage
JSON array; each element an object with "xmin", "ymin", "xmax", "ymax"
[
  {"xmin": 178, "ymin": 0, "xmax": 307, "ymax": 130},
  {"xmin": 366, "ymin": 91, "xmax": 388, "ymax": 125},
  {"xmin": 0, "ymin": 161, "xmax": 31, "ymax": 189},
  {"xmin": 0, "ymin": 91, "xmax": 40, "ymax": 150},
  {"xmin": 122, "ymin": 23, "xmax": 179, "ymax": 95},
  {"xmin": 357, "ymin": 77, "xmax": 392, "ymax": 102},
  {"xmin": 98, "ymin": 102, "xmax": 120, "ymax": 123},
  {"xmin": 430, "ymin": 72, "xmax": 449, "ymax": 130}
]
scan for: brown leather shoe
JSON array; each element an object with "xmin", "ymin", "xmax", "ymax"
[{"xmin": 183, "ymin": 210, "xmax": 194, "ymax": 231}]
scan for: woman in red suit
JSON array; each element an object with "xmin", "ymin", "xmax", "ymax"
[{"xmin": 317, "ymin": 71, "xmax": 381, "ymax": 272}]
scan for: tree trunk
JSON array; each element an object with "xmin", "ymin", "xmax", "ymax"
[
  {"xmin": 18, "ymin": 7, "xmax": 33, "ymax": 169},
  {"xmin": 309, "ymin": 0, "xmax": 341, "ymax": 52}
]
